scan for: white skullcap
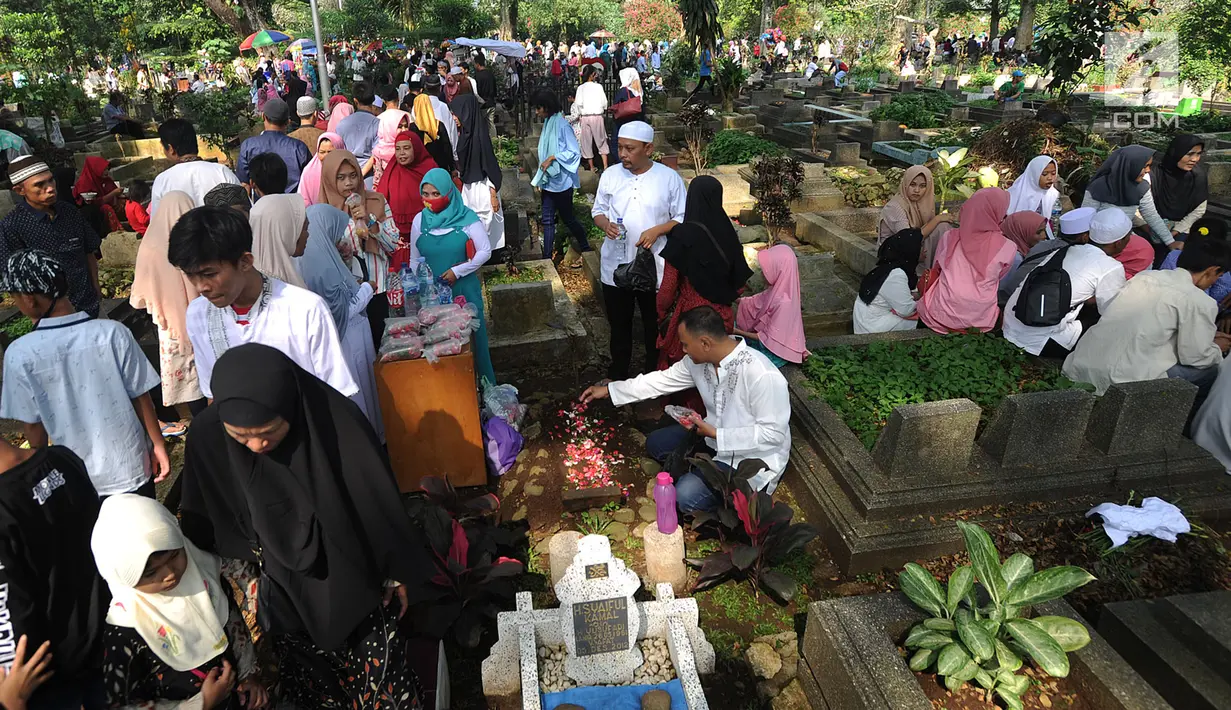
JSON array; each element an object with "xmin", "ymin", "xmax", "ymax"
[
  {"xmin": 1058, "ymin": 207, "xmax": 1096, "ymax": 237},
  {"xmin": 617, "ymin": 121, "xmax": 654, "ymax": 143},
  {"xmin": 295, "ymin": 96, "xmax": 317, "ymax": 116},
  {"xmin": 1088, "ymin": 208, "xmax": 1133, "ymax": 245},
  {"xmin": 449, "ymin": 66, "xmax": 463, "ymax": 75}
]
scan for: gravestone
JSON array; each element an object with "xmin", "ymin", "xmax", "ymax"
[
  {"xmin": 873, "ymin": 399, "xmax": 980, "ymax": 478},
  {"xmin": 1086, "ymin": 379, "xmax": 1196, "ymax": 455},
  {"xmin": 980, "ymin": 390, "xmax": 1096, "ymax": 466},
  {"xmin": 555, "ymin": 535, "xmax": 643, "ymax": 685},
  {"xmin": 831, "ymin": 142, "xmax": 863, "ymax": 166}
]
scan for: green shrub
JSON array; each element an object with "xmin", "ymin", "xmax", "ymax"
[
  {"xmin": 969, "ymin": 69, "xmax": 998, "ymax": 88},
  {"xmin": 704, "ymin": 130, "xmax": 785, "ymax": 165},
  {"xmin": 494, "ymin": 136, "xmax": 519, "ymax": 169},
  {"xmin": 802, "ymin": 334, "xmax": 1087, "ymax": 449},
  {"xmin": 0, "ymin": 316, "xmax": 33, "ymax": 341},
  {"xmin": 175, "ymin": 85, "xmax": 258, "ymax": 150},
  {"xmin": 869, "ymin": 92, "xmax": 954, "ymax": 129}
]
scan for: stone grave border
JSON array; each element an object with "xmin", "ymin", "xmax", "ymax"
[
  {"xmin": 481, "ymin": 259, "xmax": 588, "ymax": 366},
  {"xmin": 785, "ymin": 331, "xmax": 1231, "ymax": 573},
  {"xmin": 798, "ymin": 592, "xmax": 1172, "ymax": 710}
]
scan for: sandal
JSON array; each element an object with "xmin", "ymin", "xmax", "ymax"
[{"xmin": 160, "ymin": 421, "xmax": 188, "ymax": 438}]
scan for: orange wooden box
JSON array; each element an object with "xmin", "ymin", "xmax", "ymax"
[{"xmin": 375, "ymin": 345, "xmax": 487, "ymax": 492}]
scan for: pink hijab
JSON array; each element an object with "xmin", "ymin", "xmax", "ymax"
[
  {"xmin": 1000, "ymin": 211, "xmax": 1047, "ymax": 256},
  {"xmin": 953, "ymin": 188, "xmax": 1011, "ymax": 281},
  {"xmin": 735, "ymin": 245, "xmax": 807, "ymax": 364},
  {"xmin": 297, "ymin": 132, "xmax": 345, "ymax": 207},
  {"xmin": 372, "ymin": 109, "xmax": 410, "ymax": 166},
  {"xmin": 327, "ymin": 101, "xmax": 354, "ymax": 133}
]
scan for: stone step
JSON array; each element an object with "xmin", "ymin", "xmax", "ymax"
[
  {"xmin": 1099, "ymin": 599, "xmax": 1231, "ymax": 710},
  {"xmin": 1155, "ymin": 591, "xmax": 1231, "ymax": 683}
]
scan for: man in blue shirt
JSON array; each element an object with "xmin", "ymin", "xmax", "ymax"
[
  {"xmin": 636, "ymin": 52, "xmax": 647, "ymax": 74},
  {"xmin": 236, "ymin": 97, "xmax": 311, "ymax": 193},
  {"xmin": 336, "ymin": 84, "xmax": 382, "ymax": 185},
  {"xmin": 651, "ymin": 49, "xmax": 661, "ymax": 72}
]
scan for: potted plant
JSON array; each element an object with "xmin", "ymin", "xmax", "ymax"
[
  {"xmin": 751, "ymin": 155, "xmax": 804, "ymax": 246},
  {"xmin": 677, "ymin": 102, "xmax": 714, "ymax": 174},
  {"xmin": 899, "ymin": 521, "xmax": 1095, "ymax": 709}
]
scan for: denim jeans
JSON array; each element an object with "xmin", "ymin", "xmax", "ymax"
[
  {"xmin": 541, "ymin": 187, "xmax": 591, "ymax": 260},
  {"xmin": 645, "ymin": 425, "xmax": 728, "ymax": 513}
]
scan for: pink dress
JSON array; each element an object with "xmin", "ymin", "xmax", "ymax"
[{"xmin": 918, "ymin": 228, "xmax": 1016, "ymax": 333}]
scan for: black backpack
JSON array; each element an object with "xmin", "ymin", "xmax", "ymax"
[{"xmin": 1013, "ymin": 245, "xmax": 1076, "ymax": 327}]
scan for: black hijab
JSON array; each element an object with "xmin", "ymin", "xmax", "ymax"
[
  {"xmin": 1086, "ymin": 144, "xmax": 1152, "ymax": 206},
  {"xmin": 859, "ymin": 227, "xmax": 923, "ymax": 304},
  {"xmin": 452, "ymin": 93, "xmax": 502, "ymax": 190},
  {"xmin": 1151, "ymin": 134, "xmax": 1208, "ymax": 221},
  {"xmin": 179, "ymin": 344, "xmax": 429, "ymax": 652},
  {"xmin": 660, "ymin": 176, "xmax": 753, "ymax": 305}
]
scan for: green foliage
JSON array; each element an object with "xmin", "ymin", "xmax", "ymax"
[
  {"xmin": 1172, "ymin": 111, "xmax": 1231, "ymax": 135},
  {"xmin": 577, "ymin": 510, "xmax": 611, "ymax": 536},
  {"xmin": 0, "ymin": 316, "xmax": 33, "ymax": 341},
  {"xmin": 901, "ymin": 522, "xmax": 1095, "ymax": 702},
  {"xmin": 968, "ymin": 69, "xmax": 999, "ymax": 89},
  {"xmin": 967, "ymin": 98, "xmax": 999, "ymax": 108},
  {"xmin": 802, "ymin": 334, "xmax": 1088, "ymax": 449},
  {"xmin": 659, "ymin": 41, "xmax": 697, "ymax": 92},
  {"xmin": 678, "ymin": 102, "xmax": 715, "ymax": 172},
  {"xmin": 704, "ymin": 129, "xmax": 784, "ymax": 166},
  {"xmin": 485, "ymin": 265, "xmax": 546, "ymax": 286},
  {"xmin": 99, "ymin": 267, "xmax": 135, "ymax": 300},
  {"xmin": 175, "ymin": 84, "xmax": 257, "ymax": 150},
  {"xmin": 713, "ymin": 56, "xmax": 748, "ymax": 113},
  {"xmin": 622, "ymin": 0, "xmax": 683, "ymax": 41},
  {"xmin": 494, "ymin": 135, "xmax": 519, "ymax": 170},
  {"xmin": 678, "ymin": 0, "xmax": 721, "ymax": 54},
  {"xmin": 282, "ymin": 0, "xmax": 404, "ymax": 42},
  {"xmin": 1, "ymin": 81, "xmax": 97, "ymax": 136},
  {"xmin": 828, "ymin": 165, "xmax": 901, "ymax": 208},
  {"xmin": 1178, "ymin": 0, "xmax": 1231, "ymax": 97},
  {"xmin": 520, "ymin": 0, "xmax": 624, "ymax": 41},
  {"xmin": 750, "ymin": 155, "xmax": 803, "ymax": 230},
  {"xmin": 717, "ymin": 0, "xmax": 759, "ymax": 37},
  {"xmin": 412, "ymin": 0, "xmax": 495, "ymax": 39},
  {"xmin": 869, "ymin": 93, "xmax": 955, "ymax": 129},
  {"xmin": 1034, "ymin": 0, "xmax": 1160, "ymax": 98}
]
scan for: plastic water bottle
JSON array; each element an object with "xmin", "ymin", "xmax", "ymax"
[
  {"xmin": 417, "ymin": 258, "xmax": 438, "ymax": 306},
  {"xmin": 436, "ymin": 276, "xmax": 453, "ymax": 305},
  {"xmin": 401, "ymin": 265, "xmax": 420, "ymax": 316},
  {"xmin": 1050, "ymin": 202, "xmax": 1063, "ymax": 238},
  {"xmin": 654, "ymin": 472, "xmax": 678, "ymax": 535},
  {"xmin": 616, "ymin": 217, "xmax": 628, "ymax": 241}
]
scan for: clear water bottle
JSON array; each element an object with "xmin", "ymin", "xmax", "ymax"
[
  {"xmin": 417, "ymin": 258, "xmax": 438, "ymax": 306},
  {"xmin": 401, "ymin": 265, "xmax": 420, "ymax": 316},
  {"xmin": 616, "ymin": 217, "xmax": 628, "ymax": 241},
  {"xmin": 437, "ymin": 276, "xmax": 453, "ymax": 305},
  {"xmin": 1050, "ymin": 202, "xmax": 1063, "ymax": 238},
  {"xmin": 654, "ymin": 472, "xmax": 678, "ymax": 535}
]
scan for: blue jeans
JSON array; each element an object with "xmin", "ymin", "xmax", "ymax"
[{"xmin": 645, "ymin": 425, "xmax": 726, "ymax": 513}]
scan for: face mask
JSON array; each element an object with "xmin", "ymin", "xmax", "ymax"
[{"xmin": 425, "ymin": 195, "xmax": 450, "ymax": 213}]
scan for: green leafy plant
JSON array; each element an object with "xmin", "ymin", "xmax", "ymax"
[
  {"xmin": 1034, "ymin": 0, "xmax": 1160, "ymax": 100},
  {"xmin": 968, "ymin": 69, "xmax": 999, "ymax": 90},
  {"xmin": 713, "ymin": 55, "xmax": 748, "ymax": 114},
  {"xmin": 0, "ymin": 315, "xmax": 33, "ymax": 341},
  {"xmin": 494, "ymin": 135, "xmax": 519, "ymax": 170},
  {"xmin": 677, "ymin": 102, "xmax": 715, "ymax": 173},
  {"xmin": 659, "ymin": 41, "xmax": 698, "ymax": 93},
  {"xmin": 577, "ymin": 510, "xmax": 612, "ymax": 536},
  {"xmin": 99, "ymin": 267, "xmax": 134, "ymax": 300},
  {"xmin": 751, "ymin": 154, "xmax": 804, "ymax": 240},
  {"xmin": 900, "ymin": 522, "xmax": 1096, "ymax": 708},
  {"xmin": 869, "ymin": 92, "xmax": 954, "ymax": 129},
  {"xmin": 704, "ymin": 129, "xmax": 785, "ymax": 166},
  {"xmin": 931, "ymin": 147, "xmax": 978, "ymax": 212},
  {"xmin": 175, "ymin": 84, "xmax": 257, "ymax": 150},
  {"xmin": 967, "ymin": 98, "xmax": 1000, "ymax": 109},
  {"xmin": 803, "ymin": 334, "xmax": 1089, "ymax": 449}
]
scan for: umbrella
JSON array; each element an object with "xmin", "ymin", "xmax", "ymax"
[
  {"xmin": 363, "ymin": 40, "xmax": 382, "ymax": 51},
  {"xmin": 590, "ymin": 30, "xmax": 616, "ymax": 39},
  {"xmin": 240, "ymin": 29, "xmax": 293, "ymax": 51},
  {"xmin": 289, "ymin": 38, "xmax": 316, "ymax": 51}
]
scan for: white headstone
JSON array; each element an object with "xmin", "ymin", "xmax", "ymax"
[{"xmin": 554, "ymin": 535, "xmax": 643, "ymax": 685}]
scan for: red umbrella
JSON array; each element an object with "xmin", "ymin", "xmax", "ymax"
[{"xmin": 363, "ymin": 40, "xmax": 383, "ymax": 51}]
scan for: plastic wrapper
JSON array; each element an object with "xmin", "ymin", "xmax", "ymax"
[
  {"xmin": 482, "ymin": 380, "xmax": 528, "ymax": 429},
  {"xmin": 383, "ymin": 315, "xmax": 421, "ymax": 339},
  {"xmin": 665, "ymin": 405, "xmax": 701, "ymax": 426},
  {"xmin": 378, "ymin": 333, "xmax": 425, "ymax": 362},
  {"xmin": 424, "ymin": 335, "xmax": 465, "ymax": 363},
  {"xmin": 418, "ymin": 303, "xmax": 462, "ymax": 326},
  {"xmin": 423, "ymin": 314, "xmax": 477, "ymax": 345}
]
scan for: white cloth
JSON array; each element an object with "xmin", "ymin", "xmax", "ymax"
[
  {"xmin": 408, "ymin": 215, "xmax": 492, "ymax": 280},
  {"xmin": 150, "ymin": 161, "xmax": 241, "ymax": 216},
  {"xmin": 1086, "ymin": 497, "xmax": 1190, "ymax": 548},
  {"xmin": 1007, "ymin": 156, "xmax": 1061, "ymax": 237},
  {"xmin": 618, "ymin": 121, "xmax": 653, "ymax": 143},
  {"xmin": 1064, "ymin": 268, "xmax": 1221, "ymax": 394},
  {"xmin": 584, "ymin": 44, "xmax": 599, "ymax": 59},
  {"xmin": 460, "ymin": 178, "xmax": 506, "ymax": 250},
  {"xmin": 573, "ymin": 81, "xmax": 608, "ymax": 115},
  {"xmin": 427, "ymin": 95, "xmax": 460, "ymax": 160},
  {"xmin": 341, "ymin": 282, "xmax": 383, "ymax": 440},
  {"xmin": 1002, "ymin": 245, "xmax": 1126, "ymax": 354},
  {"xmin": 853, "ymin": 269, "xmax": 918, "ymax": 334},
  {"xmin": 91, "ymin": 495, "xmax": 229, "ymax": 673},
  {"xmin": 609, "ymin": 338, "xmax": 792, "ymax": 492},
  {"xmin": 592, "ymin": 162, "xmax": 686, "ymax": 288},
  {"xmin": 185, "ymin": 277, "xmax": 358, "ymax": 399}
]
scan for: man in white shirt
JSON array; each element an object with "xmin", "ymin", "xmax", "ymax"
[
  {"xmin": 168, "ymin": 205, "xmax": 358, "ymax": 400},
  {"xmin": 150, "ymin": 119, "xmax": 241, "ymax": 215},
  {"xmin": 581, "ymin": 306, "xmax": 791, "ymax": 512},
  {"xmin": 1003, "ymin": 208, "xmax": 1132, "ymax": 358},
  {"xmin": 592, "ymin": 121, "xmax": 686, "ymax": 379},
  {"xmin": 1065, "ymin": 236, "xmax": 1231, "ymax": 395},
  {"xmin": 805, "ymin": 57, "xmax": 820, "ymax": 80}
]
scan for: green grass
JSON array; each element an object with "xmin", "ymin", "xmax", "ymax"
[
  {"xmin": 706, "ymin": 629, "xmax": 745, "ymax": 661},
  {"xmin": 485, "ymin": 265, "xmax": 546, "ymax": 286}
]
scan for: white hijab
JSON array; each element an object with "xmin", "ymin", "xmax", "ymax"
[
  {"xmin": 249, "ymin": 193, "xmax": 308, "ymax": 288},
  {"xmin": 619, "ymin": 67, "xmax": 643, "ymax": 97},
  {"xmin": 91, "ymin": 495, "xmax": 229, "ymax": 672},
  {"xmin": 1007, "ymin": 155, "xmax": 1061, "ymax": 236}
]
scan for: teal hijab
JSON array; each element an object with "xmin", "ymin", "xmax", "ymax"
[{"xmin": 418, "ymin": 167, "xmax": 480, "ymax": 233}]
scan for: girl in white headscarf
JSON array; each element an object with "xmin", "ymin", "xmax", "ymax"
[
  {"xmin": 93, "ymin": 494, "xmax": 267, "ymax": 708},
  {"xmin": 1007, "ymin": 155, "xmax": 1062, "ymax": 237},
  {"xmin": 610, "ymin": 67, "xmax": 647, "ymax": 157},
  {"xmin": 249, "ymin": 193, "xmax": 309, "ymax": 288}
]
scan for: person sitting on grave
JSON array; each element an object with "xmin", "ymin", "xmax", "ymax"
[
  {"xmin": 1002, "ymin": 208, "xmax": 1132, "ymax": 358},
  {"xmin": 1064, "ymin": 233, "xmax": 1231, "ymax": 396},
  {"xmin": 999, "ymin": 206, "xmax": 1096, "ymax": 305},
  {"xmin": 580, "ymin": 306, "xmax": 790, "ymax": 514}
]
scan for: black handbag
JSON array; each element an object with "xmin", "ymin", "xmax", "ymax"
[{"xmin": 613, "ymin": 246, "xmax": 658, "ymax": 292}]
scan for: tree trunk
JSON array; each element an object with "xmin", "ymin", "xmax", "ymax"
[
  {"xmin": 988, "ymin": 0, "xmax": 1001, "ymax": 41},
  {"xmin": 499, "ymin": 0, "xmax": 518, "ymax": 40},
  {"xmin": 761, "ymin": 0, "xmax": 774, "ymax": 35},
  {"xmin": 202, "ymin": 0, "xmax": 252, "ymax": 38},
  {"xmin": 1015, "ymin": 0, "xmax": 1037, "ymax": 49}
]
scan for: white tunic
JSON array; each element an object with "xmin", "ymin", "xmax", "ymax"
[
  {"xmin": 853, "ymin": 268, "xmax": 918, "ymax": 334},
  {"xmin": 460, "ymin": 178, "xmax": 506, "ymax": 251},
  {"xmin": 150, "ymin": 161, "xmax": 242, "ymax": 216},
  {"xmin": 591, "ymin": 162, "xmax": 687, "ymax": 289},
  {"xmin": 608, "ymin": 338, "xmax": 792, "ymax": 493},
  {"xmin": 185, "ymin": 277, "xmax": 359, "ymax": 399},
  {"xmin": 1002, "ymin": 245, "xmax": 1126, "ymax": 355}
]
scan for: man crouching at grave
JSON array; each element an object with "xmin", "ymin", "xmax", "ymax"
[{"xmin": 580, "ymin": 306, "xmax": 791, "ymax": 513}]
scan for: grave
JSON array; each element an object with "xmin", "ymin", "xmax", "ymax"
[
  {"xmin": 738, "ymin": 161, "xmax": 845, "ymax": 214},
  {"xmin": 481, "ymin": 534, "xmax": 714, "ymax": 709},
  {"xmin": 800, "ymin": 592, "xmax": 1172, "ymax": 710},
  {"xmin": 481, "ymin": 259, "xmax": 588, "ymax": 369},
  {"xmin": 739, "ymin": 244, "xmax": 859, "ymax": 337},
  {"xmin": 1099, "ymin": 590, "xmax": 1231, "ymax": 710},
  {"xmin": 784, "ymin": 331, "xmax": 1231, "ymax": 573}
]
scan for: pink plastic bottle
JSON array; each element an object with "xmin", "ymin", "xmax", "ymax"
[{"xmin": 654, "ymin": 472, "xmax": 678, "ymax": 535}]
